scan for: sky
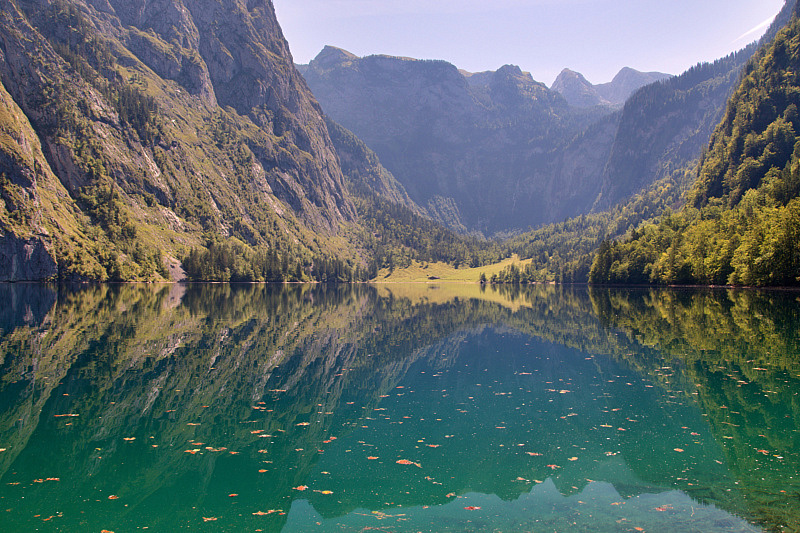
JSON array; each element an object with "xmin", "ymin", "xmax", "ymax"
[{"xmin": 272, "ymin": 0, "xmax": 785, "ymax": 86}]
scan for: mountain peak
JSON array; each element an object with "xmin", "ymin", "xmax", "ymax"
[
  {"xmin": 596, "ymin": 68, "xmax": 671, "ymax": 104},
  {"xmin": 310, "ymin": 45, "xmax": 358, "ymax": 70},
  {"xmin": 551, "ymin": 68, "xmax": 606, "ymax": 108}
]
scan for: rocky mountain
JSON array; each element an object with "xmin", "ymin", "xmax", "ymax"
[
  {"xmin": 0, "ymin": 0, "xmax": 363, "ymax": 281},
  {"xmin": 551, "ymin": 68, "xmax": 606, "ymax": 107},
  {"xmin": 595, "ymin": 67, "xmax": 671, "ymax": 106},
  {"xmin": 301, "ymin": 47, "xmax": 614, "ymax": 235},
  {"xmin": 300, "ymin": 45, "xmax": 755, "ymax": 235}
]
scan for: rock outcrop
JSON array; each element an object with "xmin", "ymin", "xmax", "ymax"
[{"xmin": 0, "ymin": 0, "xmax": 357, "ymax": 280}]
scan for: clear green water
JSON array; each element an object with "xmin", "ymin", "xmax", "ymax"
[{"xmin": 0, "ymin": 283, "xmax": 798, "ymax": 532}]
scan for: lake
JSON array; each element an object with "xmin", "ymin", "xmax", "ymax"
[{"xmin": 0, "ymin": 283, "xmax": 798, "ymax": 532}]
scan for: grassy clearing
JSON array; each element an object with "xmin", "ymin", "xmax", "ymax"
[{"xmin": 375, "ymin": 255, "xmax": 533, "ymax": 283}]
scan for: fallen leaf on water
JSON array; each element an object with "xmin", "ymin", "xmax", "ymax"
[
  {"xmin": 315, "ymin": 490, "xmax": 333, "ymax": 495},
  {"xmin": 258, "ymin": 469, "xmax": 267, "ymax": 473},
  {"xmin": 251, "ymin": 430, "xmax": 264, "ymax": 434},
  {"xmin": 546, "ymin": 464, "xmax": 560, "ymax": 469},
  {"xmin": 568, "ymin": 457, "xmax": 578, "ymax": 461},
  {"xmin": 634, "ymin": 528, "xmax": 645, "ymax": 531},
  {"xmin": 54, "ymin": 414, "xmax": 79, "ymax": 418},
  {"xmin": 296, "ymin": 422, "xmax": 310, "ymax": 426},
  {"xmin": 293, "ymin": 486, "xmax": 308, "ymax": 491},
  {"xmin": 396, "ymin": 459, "xmax": 422, "ymax": 468},
  {"xmin": 108, "ymin": 495, "xmax": 119, "ymax": 500},
  {"xmin": 446, "ymin": 493, "xmax": 456, "ymax": 498},
  {"xmin": 229, "ymin": 494, "xmax": 238, "ymax": 497},
  {"xmin": 202, "ymin": 517, "xmax": 217, "ymax": 522},
  {"xmin": 123, "ymin": 437, "xmax": 135, "ymax": 441},
  {"xmin": 654, "ymin": 505, "xmax": 673, "ymax": 511},
  {"xmin": 0, "ymin": 449, "xmax": 7, "ymax": 452},
  {"xmin": 426, "ymin": 444, "xmax": 440, "ymax": 448},
  {"xmin": 526, "ymin": 452, "xmax": 542, "ymax": 456},
  {"xmin": 185, "ymin": 449, "xmax": 201, "ymax": 454},
  {"xmin": 674, "ymin": 448, "xmax": 684, "ymax": 453},
  {"xmin": 367, "ymin": 456, "xmax": 379, "ymax": 460},
  {"xmin": 464, "ymin": 506, "xmax": 481, "ymax": 510},
  {"xmin": 101, "ymin": 530, "xmax": 114, "ymax": 533},
  {"xmin": 187, "ymin": 423, "xmax": 200, "ymax": 426},
  {"xmin": 757, "ymin": 449, "xmax": 769, "ymax": 455},
  {"xmin": 253, "ymin": 510, "xmax": 282, "ymax": 516}
]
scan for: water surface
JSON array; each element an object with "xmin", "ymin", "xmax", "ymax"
[{"xmin": 0, "ymin": 283, "xmax": 798, "ymax": 532}]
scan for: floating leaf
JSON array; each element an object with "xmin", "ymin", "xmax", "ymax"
[
  {"xmin": 123, "ymin": 437, "xmax": 135, "ymax": 441},
  {"xmin": 202, "ymin": 517, "xmax": 217, "ymax": 522},
  {"xmin": 108, "ymin": 495, "xmax": 119, "ymax": 500},
  {"xmin": 674, "ymin": 448, "xmax": 684, "ymax": 453},
  {"xmin": 396, "ymin": 459, "xmax": 422, "ymax": 468},
  {"xmin": 464, "ymin": 506, "xmax": 481, "ymax": 510},
  {"xmin": 568, "ymin": 457, "xmax": 578, "ymax": 461},
  {"xmin": 296, "ymin": 422, "xmax": 310, "ymax": 426},
  {"xmin": 228, "ymin": 494, "xmax": 238, "ymax": 497},
  {"xmin": 185, "ymin": 449, "xmax": 201, "ymax": 454},
  {"xmin": 293, "ymin": 485, "xmax": 308, "ymax": 491},
  {"xmin": 367, "ymin": 456, "xmax": 379, "ymax": 460}
]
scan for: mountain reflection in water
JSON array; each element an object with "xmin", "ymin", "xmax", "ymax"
[{"xmin": 0, "ymin": 283, "xmax": 797, "ymax": 532}]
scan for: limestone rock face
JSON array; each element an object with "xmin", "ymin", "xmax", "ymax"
[
  {"xmin": 0, "ymin": 234, "xmax": 57, "ymax": 281},
  {"xmin": 551, "ymin": 68, "xmax": 608, "ymax": 108},
  {"xmin": 552, "ymin": 67, "xmax": 671, "ymax": 108},
  {"xmin": 301, "ymin": 49, "xmax": 608, "ymax": 234},
  {"xmin": 0, "ymin": 0, "xmax": 357, "ymax": 280}
]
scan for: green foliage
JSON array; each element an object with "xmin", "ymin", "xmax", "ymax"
[
  {"xmin": 691, "ymin": 17, "xmax": 800, "ymax": 208},
  {"xmin": 350, "ymin": 192, "xmax": 502, "ymax": 278},
  {"xmin": 599, "ymin": 44, "xmax": 757, "ymax": 208},
  {"xmin": 181, "ymin": 236, "xmax": 366, "ymax": 282},
  {"xmin": 45, "ymin": 0, "xmax": 161, "ymax": 145},
  {"xmin": 593, "ymin": 16, "xmax": 800, "ymax": 287}
]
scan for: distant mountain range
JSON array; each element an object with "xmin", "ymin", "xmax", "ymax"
[
  {"xmin": 551, "ymin": 67, "xmax": 671, "ymax": 108},
  {"xmin": 299, "ymin": 45, "xmax": 752, "ymax": 234}
]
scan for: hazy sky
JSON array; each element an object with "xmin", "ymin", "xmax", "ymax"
[{"xmin": 272, "ymin": 0, "xmax": 785, "ymax": 85}]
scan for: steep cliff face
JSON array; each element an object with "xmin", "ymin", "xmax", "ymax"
[
  {"xmin": 302, "ymin": 43, "xmax": 765, "ymax": 234},
  {"xmin": 0, "ymin": 0, "xmax": 355, "ymax": 280},
  {"xmin": 551, "ymin": 68, "xmax": 609, "ymax": 107},
  {"xmin": 302, "ymin": 49, "xmax": 607, "ymax": 234}
]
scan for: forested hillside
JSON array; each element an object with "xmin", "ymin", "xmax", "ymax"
[
  {"xmin": 0, "ymin": 0, "xmax": 496, "ymax": 282},
  {"xmin": 589, "ymin": 11, "xmax": 800, "ymax": 287}
]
